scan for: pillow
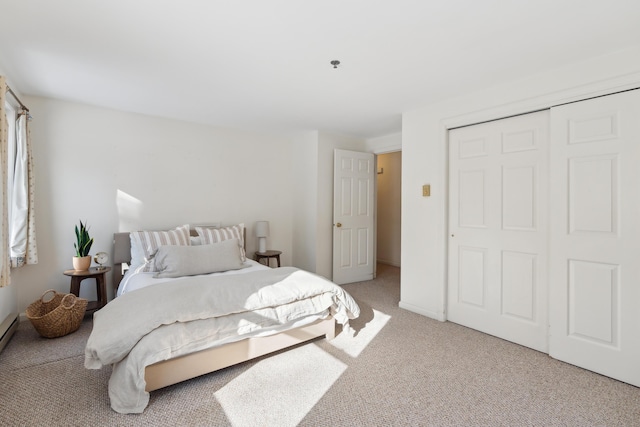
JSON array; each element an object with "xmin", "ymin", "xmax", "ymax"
[
  {"xmin": 130, "ymin": 224, "xmax": 191, "ymax": 273},
  {"xmin": 153, "ymin": 238, "xmax": 247, "ymax": 278},
  {"xmin": 196, "ymin": 224, "xmax": 246, "ymax": 261}
]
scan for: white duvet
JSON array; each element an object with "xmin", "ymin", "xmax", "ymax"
[{"xmin": 85, "ymin": 266, "xmax": 360, "ymax": 414}]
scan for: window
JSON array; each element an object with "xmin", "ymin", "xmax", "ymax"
[
  {"xmin": 5, "ymin": 100, "xmax": 16, "ymax": 237},
  {"xmin": 0, "ymin": 81, "xmax": 38, "ymax": 287},
  {"xmin": 3, "ymin": 91, "xmax": 37, "ymax": 270}
]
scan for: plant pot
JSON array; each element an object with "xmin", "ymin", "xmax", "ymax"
[{"xmin": 72, "ymin": 256, "xmax": 91, "ymax": 271}]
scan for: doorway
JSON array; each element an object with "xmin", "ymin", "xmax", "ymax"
[{"xmin": 376, "ymin": 151, "xmax": 401, "ymax": 267}]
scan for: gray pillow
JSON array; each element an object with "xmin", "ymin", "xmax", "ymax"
[{"xmin": 153, "ymin": 238, "xmax": 247, "ymax": 278}]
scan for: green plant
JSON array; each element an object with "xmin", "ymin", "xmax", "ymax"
[{"xmin": 74, "ymin": 220, "xmax": 94, "ymax": 257}]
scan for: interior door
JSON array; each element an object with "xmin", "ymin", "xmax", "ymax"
[
  {"xmin": 333, "ymin": 149, "xmax": 375, "ymax": 285},
  {"xmin": 549, "ymin": 89, "xmax": 640, "ymax": 387},
  {"xmin": 448, "ymin": 111, "xmax": 549, "ymax": 353}
]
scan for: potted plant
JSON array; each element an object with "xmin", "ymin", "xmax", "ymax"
[{"xmin": 73, "ymin": 220, "xmax": 94, "ymax": 271}]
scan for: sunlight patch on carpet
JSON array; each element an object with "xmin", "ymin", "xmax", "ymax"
[
  {"xmin": 329, "ymin": 309, "xmax": 390, "ymax": 357},
  {"xmin": 215, "ymin": 344, "xmax": 346, "ymax": 427}
]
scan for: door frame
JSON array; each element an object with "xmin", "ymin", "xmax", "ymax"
[
  {"xmin": 368, "ymin": 142, "xmax": 403, "ymax": 275},
  {"xmin": 339, "ymin": 136, "xmax": 402, "ymax": 282}
]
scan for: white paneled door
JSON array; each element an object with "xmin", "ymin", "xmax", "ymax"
[
  {"xmin": 333, "ymin": 149, "xmax": 375, "ymax": 285},
  {"xmin": 549, "ymin": 89, "xmax": 640, "ymax": 387},
  {"xmin": 448, "ymin": 111, "xmax": 549, "ymax": 353}
]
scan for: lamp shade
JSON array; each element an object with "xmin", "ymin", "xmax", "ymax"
[{"xmin": 255, "ymin": 221, "xmax": 270, "ymax": 238}]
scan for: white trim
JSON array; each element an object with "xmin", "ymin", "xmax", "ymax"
[
  {"xmin": 366, "ymin": 132, "xmax": 402, "ymax": 154},
  {"xmin": 372, "ymin": 145, "xmax": 402, "ymax": 155},
  {"xmin": 442, "ymin": 72, "xmax": 640, "ymax": 131},
  {"xmin": 377, "ymin": 259, "xmax": 400, "ymax": 268},
  {"xmin": 399, "ymin": 301, "xmax": 445, "ymax": 322}
]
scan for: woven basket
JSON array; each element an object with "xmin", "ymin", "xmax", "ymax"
[{"xmin": 26, "ymin": 290, "xmax": 88, "ymax": 338}]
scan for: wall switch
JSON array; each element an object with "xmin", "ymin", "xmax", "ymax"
[{"xmin": 422, "ymin": 184, "xmax": 430, "ymax": 197}]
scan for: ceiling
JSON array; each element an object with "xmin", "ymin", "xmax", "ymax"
[{"xmin": 1, "ymin": 0, "xmax": 639, "ymax": 139}]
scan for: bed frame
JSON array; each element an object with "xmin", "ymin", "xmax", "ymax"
[{"xmin": 112, "ymin": 228, "xmax": 336, "ymax": 392}]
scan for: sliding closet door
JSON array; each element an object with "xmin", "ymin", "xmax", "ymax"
[
  {"xmin": 448, "ymin": 111, "xmax": 549, "ymax": 353},
  {"xmin": 549, "ymin": 89, "xmax": 640, "ymax": 387}
]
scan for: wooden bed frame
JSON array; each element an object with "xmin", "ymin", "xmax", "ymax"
[{"xmin": 112, "ymin": 228, "xmax": 336, "ymax": 392}]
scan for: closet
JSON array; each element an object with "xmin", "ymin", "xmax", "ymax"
[{"xmin": 448, "ymin": 89, "xmax": 640, "ymax": 387}]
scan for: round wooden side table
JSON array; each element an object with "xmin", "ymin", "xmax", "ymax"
[
  {"xmin": 255, "ymin": 250, "xmax": 282, "ymax": 268},
  {"xmin": 63, "ymin": 266, "xmax": 111, "ymax": 313}
]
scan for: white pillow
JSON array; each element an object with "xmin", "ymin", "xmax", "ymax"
[
  {"xmin": 153, "ymin": 238, "xmax": 247, "ymax": 278},
  {"xmin": 129, "ymin": 234, "xmax": 145, "ymax": 269},
  {"xmin": 196, "ymin": 224, "xmax": 246, "ymax": 262},
  {"xmin": 130, "ymin": 224, "xmax": 191, "ymax": 273}
]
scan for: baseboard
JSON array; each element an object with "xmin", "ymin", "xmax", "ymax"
[
  {"xmin": 376, "ymin": 259, "xmax": 400, "ymax": 267},
  {"xmin": 399, "ymin": 301, "xmax": 445, "ymax": 322},
  {"xmin": 0, "ymin": 313, "xmax": 19, "ymax": 354}
]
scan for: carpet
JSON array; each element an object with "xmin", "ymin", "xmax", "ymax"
[{"xmin": 1, "ymin": 264, "xmax": 638, "ymax": 426}]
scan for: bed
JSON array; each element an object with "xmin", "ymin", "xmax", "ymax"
[{"xmin": 84, "ymin": 224, "xmax": 360, "ymax": 414}]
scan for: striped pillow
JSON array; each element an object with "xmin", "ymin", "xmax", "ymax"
[
  {"xmin": 130, "ymin": 224, "xmax": 191, "ymax": 272},
  {"xmin": 196, "ymin": 224, "xmax": 246, "ymax": 262}
]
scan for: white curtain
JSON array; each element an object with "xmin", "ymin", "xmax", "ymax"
[
  {"xmin": 0, "ymin": 77, "xmax": 10, "ymax": 287},
  {"xmin": 9, "ymin": 112, "xmax": 37, "ymax": 267}
]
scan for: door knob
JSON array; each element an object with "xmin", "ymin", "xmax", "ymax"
[{"xmin": 336, "ymin": 223, "xmax": 342, "ymax": 228}]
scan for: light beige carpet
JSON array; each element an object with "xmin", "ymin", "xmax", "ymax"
[{"xmin": 1, "ymin": 264, "xmax": 638, "ymax": 426}]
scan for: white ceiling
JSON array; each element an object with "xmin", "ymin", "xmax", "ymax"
[{"xmin": 1, "ymin": 0, "xmax": 639, "ymax": 138}]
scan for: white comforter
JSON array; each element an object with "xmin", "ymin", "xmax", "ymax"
[{"xmin": 85, "ymin": 267, "xmax": 360, "ymax": 414}]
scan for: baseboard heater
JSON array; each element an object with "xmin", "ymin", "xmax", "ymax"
[{"xmin": 0, "ymin": 313, "xmax": 18, "ymax": 354}]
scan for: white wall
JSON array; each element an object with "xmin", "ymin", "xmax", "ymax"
[
  {"xmin": 291, "ymin": 131, "xmax": 319, "ymax": 272},
  {"xmin": 376, "ymin": 151, "xmax": 401, "ymax": 266},
  {"xmin": 12, "ymin": 97, "xmax": 296, "ymax": 313},
  {"xmin": 401, "ymin": 45, "xmax": 640, "ymax": 321}
]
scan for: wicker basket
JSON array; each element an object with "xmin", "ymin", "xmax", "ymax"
[{"xmin": 26, "ymin": 290, "xmax": 88, "ymax": 338}]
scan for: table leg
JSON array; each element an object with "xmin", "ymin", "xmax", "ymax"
[
  {"xmin": 96, "ymin": 274, "xmax": 107, "ymax": 308},
  {"xmin": 69, "ymin": 277, "xmax": 82, "ymax": 297}
]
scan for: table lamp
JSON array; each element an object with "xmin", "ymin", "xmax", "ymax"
[{"xmin": 255, "ymin": 221, "xmax": 270, "ymax": 253}]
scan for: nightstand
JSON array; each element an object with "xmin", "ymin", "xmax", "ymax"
[
  {"xmin": 63, "ymin": 267, "xmax": 111, "ymax": 313},
  {"xmin": 255, "ymin": 250, "xmax": 282, "ymax": 268}
]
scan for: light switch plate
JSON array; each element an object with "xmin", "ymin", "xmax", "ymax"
[{"xmin": 423, "ymin": 184, "xmax": 430, "ymax": 197}]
